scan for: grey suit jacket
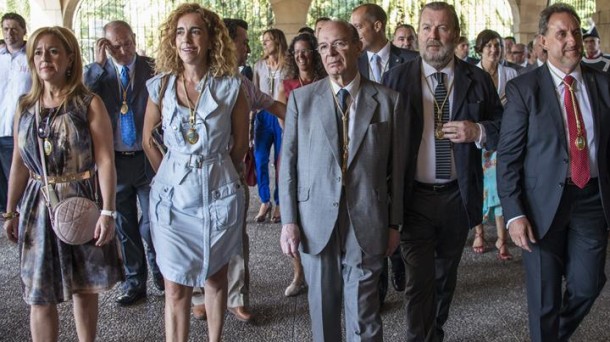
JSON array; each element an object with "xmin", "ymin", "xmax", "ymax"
[
  {"xmin": 279, "ymin": 77, "xmax": 406, "ymax": 255},
  {"xmin": 497, "ymin": 63, "xmax": 610, "ymax": 238}
]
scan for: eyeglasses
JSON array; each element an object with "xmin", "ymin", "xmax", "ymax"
[
  {"xmin": 292, "ymin": 48, "xmax": 313, "ymax": 55},
  {"xmin": 317, "ymin": 40, "xmax": 349, "ymax": 55},
  {"xmin": 38, "ymin": 108, "xmax": 57, "ymax": 139}
]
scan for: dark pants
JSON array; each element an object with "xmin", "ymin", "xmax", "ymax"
[
  {"xmin": 401, "ymin": 182, "xmax": 469, "ymax": 342},
  {"xmin": 115, "ymin": 151, "xmax": 160, "ymax": 291},
  {"xmin": 254, "ymin": 110, "xmax": 282, "ymax": 205},
  {"xmin": 0, "ymin": 136, "xmax": 14, "ymax": 212},
  {"xmin": 523, "ymin": 180, "xmax": 608, "ymax": 342}
]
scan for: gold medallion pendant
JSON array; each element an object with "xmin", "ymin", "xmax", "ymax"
[
  {"xmin": 43, "ymin": 139, "xmax": 53, "ymax": 155},
  {"xmin": 186, "ymin": 128, "xmax": 199, "ymax": 145},
  {"xmin": 120, "ymin": 102, "xmax": 129, "ymax": 114},
  {"xmin": 575, "ymin": 136, "xmax": 586, "ymax": 150},
  {"xmin": 435, "ymin": 126, "xmax": 444, "ymax": 140}
]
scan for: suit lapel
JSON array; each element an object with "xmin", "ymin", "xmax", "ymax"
[
  {"xmin": 130, "ymin": 55, "xmax": 147, "ymax": 101},
  {"xmin": 105, "ymin": 60, "xmax": 121, "ymax": 105},
  {"xmin": 347, "ymin": 79, "xmax": 377, "ymax": 168},
  {"xmin": 357, "ymin": 54, "xmax": 369, "ymax": 80},
  {"xmin": 581, "ymin": 65, "xmax": 600, "ymax": 142},
  {"xmin": 540, "ymin": 65, "xmax": 568, "ymax": 153},
  {"xmin": 409, "ymin": 60, "xmax": 424, "ymax": 127},
  {"xmin": 451, "ymin": 60, "xmax": 472, "ymax": 120},
  {"xmin": 389, "ymin": 45, "xmax": 403, "ymax": 68},
  {"xmin": 315, "ymin": 79, "xmax": 342, "ymax": 167}
]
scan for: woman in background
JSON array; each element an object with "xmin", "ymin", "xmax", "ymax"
[
  {"xmin": 252, "ymin": 28, "xmax": 288, "ymax": 223},
  {"xmin": 471, "ymin": 29, "xmax": 518, "ymax": 261}
]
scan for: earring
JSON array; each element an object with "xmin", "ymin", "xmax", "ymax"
[{"xmin": 66, "ymin": 68, "xmax": 72, "ymax": 78}]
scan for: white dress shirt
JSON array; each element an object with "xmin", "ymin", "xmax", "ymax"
[
  {"xmin": 329, "ymin": 73, "xmax": 362, "ymax": 153},
  {"xmin": 366, "ymin": 42, "xmax": 391, "ymax": 81}
]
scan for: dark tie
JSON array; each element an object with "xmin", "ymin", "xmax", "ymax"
[
  {"xmin": 563, "ymin": 75, "xmax": 590, "ymax": 188},
  {"xmin": 337, "ymin": 88, "xmax": 350, "ymax": 183},
  {"xmin": 434, "ymin": 72, "xmax": 451, "ymax": 180},
  {"xmin": 120, "ymin": 66, "xmax": 136, "ymax": 146}
]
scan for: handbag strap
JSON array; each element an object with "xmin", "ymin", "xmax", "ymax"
[
  {"xmin": 34, "ymin": 100, "xmax": 100, "ymax": 206},
  {"xmin": 157, "ymin": 74, "xmax": 169, "ymax": 121}
]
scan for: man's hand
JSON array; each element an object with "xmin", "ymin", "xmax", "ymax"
[
  {"xmin": 94, "ymin": 38, "xmax": 110, "ymax": 66},
  {"xmin": 385, "ymin": 228, "xmax": 400, "ymax": 257},
  {"xmin": 442, "ymin": 120, "xmax": 480, "ymax": 143},
  {"xmin": 508, "ymin": 217, "xmax": 537, "ymax": 252},
  {"xmin": 280, "ymin": 223, "xmax": 301, "ymax": 258}
]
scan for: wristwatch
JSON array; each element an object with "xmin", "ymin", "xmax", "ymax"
[{"xmin": 100, "ymin": 210, "xmax": 118, "ymax": 219}]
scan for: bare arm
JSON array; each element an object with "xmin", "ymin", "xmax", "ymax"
[
  {"xmin": 231, "ymin": 88, "xmax": 249, "ymax": 173},
  {"xmin": 3, "ymin": 109, "xmax": 29, "ymax": 243},
  {"xmin": 142, "ymin": 98, "xmax": 164, "ymax": 172},
  {"xmin": 88, "ymin": 95, "xmax": 117, "ymax": 246}
]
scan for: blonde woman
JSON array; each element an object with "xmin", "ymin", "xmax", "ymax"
[
  {"xmin": 3, "ymin": 26, "xmax": 122, "ymax": 341},
  {"xmin": 252, "ymin": 28, "xmax": 287, "ymax": 223},
  {"xmin": 142, "ymin": 3, "xmax": 249, "ymax": 341}
]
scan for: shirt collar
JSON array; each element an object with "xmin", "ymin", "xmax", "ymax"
[
  {"xmin": 421, "ymin": 57, "xmax": 455, "ymax": 80},
  {"xmin": 329, "ymin": 73, "xmax": 361, "ymax": 99},
  {"xmin": 547, "ymin": 61, "xmax": 584, "ymax": 90},
  {"xmin": 113, "ymin": 56, "xmax": 137, "ymax": 71},
  {"xmin": 367, "ymin": 41, "xmax": 391, "ymax": 63},
  {"xmin": 0, "ymin": 44, "xmax": 26, "ymax": 55}
]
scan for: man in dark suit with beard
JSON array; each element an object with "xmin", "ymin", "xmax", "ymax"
[
  {"xmin": 497, "ymin": 4, "xmax": 610, "ymax": 341},
  {"xmin": 383, "ymin": 2, "xmax": 503, "ymax": 340}
]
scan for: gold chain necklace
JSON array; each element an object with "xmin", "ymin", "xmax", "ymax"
[
  {"xmin": 39, "ymin": 98, "xmax": 67, "ymax": 156},
  {"xmin": 423, "ymin": 72, "xmax": 455, "ymax": 139},
  {"xmin": 182, "ymin": 74, "xmax": 207, "ymax": 145},
  {"xmin": 266, "ymin": 62, "xmax": 282, "ymax": 97},
  {"xmin": 330, "ymin": 80, "xmax": 351, "ymax": 184},
  {"xmin": 118, "ymin": 69, "xmax": 133, "ymax": 115},
  {"xmin": 548, "ymin": 67, "xmax": 586, "ymax": 150}
]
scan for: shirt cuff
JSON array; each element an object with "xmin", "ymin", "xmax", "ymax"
[
  {"xmin": 475, "ymin": 123, "xmax": 486, "ymax": 149},
  {"xmin": 506, "ymin": 215, "xmax": 526, "ymax": 230}
]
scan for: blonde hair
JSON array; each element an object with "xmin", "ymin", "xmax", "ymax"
[
  {"xmin": 262, "ymin": 28, "xmax": 288, "ymax": 68},
  {"xmin": 19, "ymin": 27, "xmax": 91, "ymax": 113},
  {"xmin": 155, "ymin": 3, "xmax": 236, "ymax": 77}
]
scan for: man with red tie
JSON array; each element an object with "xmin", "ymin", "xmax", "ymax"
[{"xmin": 497, "ymin": 4, "xmax": 610, "ymax": 342}]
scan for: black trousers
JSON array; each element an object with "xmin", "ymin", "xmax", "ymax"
[
  {"xmin": 523, "ymin": 180, "xmax": 608, "ymax": 342},
  {"xmin": 401, "ymin": 182, "xmax": 469, "ymax": 342}
]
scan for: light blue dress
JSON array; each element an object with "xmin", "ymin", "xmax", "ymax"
[{"xmin": 146, "ymin": 74, "xmax": 245, "ymax": 287}]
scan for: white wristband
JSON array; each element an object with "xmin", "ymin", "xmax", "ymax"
[{"xmin": 100, "ymin": 210, "xmax": 117, "ymax": 219}]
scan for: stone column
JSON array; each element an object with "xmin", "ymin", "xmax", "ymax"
[
  {"xmin": 269, "ymin": 0, "xmax": 311, "ymax": 41},
  {"xmin": 29, "ymin": 0, "xmax": 63, "ymax": 30},
  {"xmin": 594, "ymin": 0, "xmax": 610, "ymax": 53}
]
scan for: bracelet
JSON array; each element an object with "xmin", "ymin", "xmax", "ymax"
[
  {"xmin": 2, "ymin": 211, "xmax": 20, "ymax": 220},
  {"xmin": 100, "ymin": 210, "xmax": 117, "ymax": 219}
]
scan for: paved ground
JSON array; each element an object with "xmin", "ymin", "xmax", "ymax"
[{"xmin": 1, "ymin": 184, "xmax": 609, "ymax": 341}]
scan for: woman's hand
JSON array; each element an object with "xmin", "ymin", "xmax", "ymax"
[
  {"xmin": 3, "ymin": 218, "xmax": 19, "ymax": 243},
  {"xmin": 94, "ymin": 215, "xmax": 115, "ymax": 247}
]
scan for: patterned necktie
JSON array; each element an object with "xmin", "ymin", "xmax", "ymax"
[
  {"xmin": 563, "ymin": 75, "xmax": 590, "ymax": 188},
  {"xmin": 370, "ymin": 54, "xmax": 382, "ymax": 83},
  {"xmin": 338, "ymin": 88, "xmax": 350, "ymax": 183},
  {"xmin": 434, "ymin": 72, "xmax": 452, "ymax": 179},
  {"xmin": 120, "ymin": 66, "xmax": 136, "ymax": 146}
]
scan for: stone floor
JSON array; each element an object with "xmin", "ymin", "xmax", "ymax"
[{"xmin": 1, "ymin": 185, "xmax": 609, "ymax": 341}]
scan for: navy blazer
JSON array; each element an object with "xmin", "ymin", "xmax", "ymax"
[
  {"xmin": 83, "ymin": 55, "xmax": 155, "ymax": 144},
  {"xmin": 383, "ymin": 56, "xmax": 503, "ymax": 228},
  {"xmin": 497, "ymin": 63, "xmax": 610, "ymax": 238},
  {"xmin": 357, "ymin": 44, "xmax": 418, "ymax": 81}
]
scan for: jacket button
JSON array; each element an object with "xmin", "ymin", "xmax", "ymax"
[
  {"xmin": 214, "ymin": 191, "xmax": 220, "ymax": 199},
  {"xmin": 333, "ymin": 202, "xmax": 339, "ymax": 207}
]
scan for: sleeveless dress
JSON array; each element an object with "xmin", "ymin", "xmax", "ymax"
[
  {"xmin": 17, "ymin": 94, "xmax": 123, "ymax": 305},
  {"xmin": 146, "ymin": 74, "xmax": 245, "ymax": 287}
]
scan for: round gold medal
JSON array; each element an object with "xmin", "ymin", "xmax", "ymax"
[
  {"xmin": 435, "ymin": 126, "xmax": 444, "ymax": 140},
  {"xmin": 575, "ymin": 136, "xmax": 586, "ymax": 150},
  {"xmin": 186, "ymin": 128, "xmax": 199, "ymax": 145},
  {"xmin": 120, "ymin": 102, "xmax": 129, "ymax": 114},
  {"xmin": 44, "ymin": 139, "xmax": 53, "ymax": 156}
]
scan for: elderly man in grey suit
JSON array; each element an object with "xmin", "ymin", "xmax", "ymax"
[{"xmin": 279, "ymin": 20, "xmax": 406, "ymax": 341}]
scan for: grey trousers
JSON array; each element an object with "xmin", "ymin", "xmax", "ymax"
[{"xmin": 301, "ymin": 199, "xmax": 384, "ymax": 342}]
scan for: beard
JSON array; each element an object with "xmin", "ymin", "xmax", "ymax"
[{"xmin": 421, "ymin": 40, "xmax": 455, "ymax": 69}]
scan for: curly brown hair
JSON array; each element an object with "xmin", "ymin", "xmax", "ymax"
[
  {"xmin": 155, "ymin": 3, "xmax": 236, "ymax": 77},
  {"xmin": 285, "ymin": 33, "xmax": 326, "ymax": 80}
]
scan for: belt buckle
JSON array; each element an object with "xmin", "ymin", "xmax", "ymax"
[{"xmin": 432, "ymin": 184, "xmax": 445, "ymax": 191}]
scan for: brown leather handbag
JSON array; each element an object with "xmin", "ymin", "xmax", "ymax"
[{"xmin": 244, "ymin": 147, "xmax": 257, "ymax": 186}]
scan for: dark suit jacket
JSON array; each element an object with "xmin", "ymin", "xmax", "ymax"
[
  {"xmin": 383, "ymin": 56, "xmax": 503, "ymax": 228},
  {"xmin": 279, "ymin": 77, "xmax": 406, "ymax": 255},
  {"xmin": 83, "ymin": 55, "xmax": 155, "ymax": 145},
  {"xmin": 497, "ymin": 63, "xmax": 610, "ymax": 238},
  {"xmin": 358, "ymin": 44, "xmax": 418, "ymax": 81},
  {"xmin": 465, "ymin": 56, "xmax": 480, "ymax": 65},
  {"xmin": 518, "ymin": 62, "xmax": 540, "ymax": 75}
]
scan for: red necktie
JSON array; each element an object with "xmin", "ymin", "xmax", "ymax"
[{"xmin": 563, "ymin": 75, "xmax": 590, "ymax": 188}]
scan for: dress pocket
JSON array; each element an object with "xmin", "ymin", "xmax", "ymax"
[
  {"xmin": 150, "ymin": 180, "xmax": 174, "ymax": 225},
  {"xmin": 210, "ymin": 180, "xmax": 243, "ymax": 231}
]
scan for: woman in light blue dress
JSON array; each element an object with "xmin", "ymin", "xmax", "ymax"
[
  {"xmin": 142, "ymin": 4, "xmax": 249, "ymax": 341},
  {"xmin": 472, "ymin": 30, "xmax": 518, "ymax": 261}
]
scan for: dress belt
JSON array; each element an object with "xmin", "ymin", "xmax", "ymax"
[
  {"xmin": 413, "ymin": 180, "xmax": 458, "ymax": 192},
  {"xmin": 168, "ymin": 151, "xmax": 229, "ymax": 169},
  {"xmin": 30, "ymin": 170, "xmax": 94, "ymax": 184}
]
